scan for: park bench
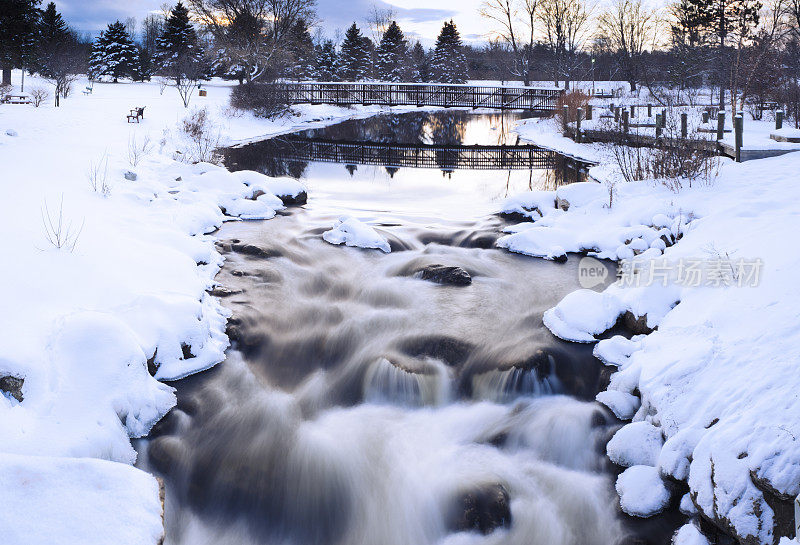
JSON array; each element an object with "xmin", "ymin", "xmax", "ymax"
[
  {"xmin": 2, "ymin": 94, "xmax": 32, "ymax": 105},
  {"xmin": 127, "ymin": 106, "xmax": 145, "ymax": 123},
  {"xmin": 82, "ymin": 84, "xmax": 93, "ymax": 96}
]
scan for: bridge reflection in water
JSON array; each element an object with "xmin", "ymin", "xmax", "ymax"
[{"xmin": 223, "ymin": 111, "xmax": 593, "ymax": 185}]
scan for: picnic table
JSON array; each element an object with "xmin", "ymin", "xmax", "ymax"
[
  {"xmin": 127, "ymin": 107, "xmax": 146, "ymax": 123},
  {"xmin": 2, "ymin": 94, "xmax": 32, "ymax": 105}
]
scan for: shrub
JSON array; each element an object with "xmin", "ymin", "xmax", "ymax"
[
  {"xmin": 178, "ymin": 107, "xmax": 220, "ymax": 163},
  {"xmin": 29, "ymin": 86, "xmax": 49, "ymax": 107},
  {"xmin": 555, "ymin": 90, "xmax": 590, "ymax": 131},
  {"xmin": 230, "ymin": 83, "xmax": 290, "ymax": 119}
]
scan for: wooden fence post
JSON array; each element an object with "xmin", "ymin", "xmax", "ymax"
[
  {"xmin": 631, "ymin": 104, "xmax": 636, "ymax": 118},
  {"xmin": 716, "ymin": 112, "xmax": 725, "ymax": 141},
  {"xmin": 734, "ymin": 113, "xmax": 743, "ymax": 163},
  {"xmin": 656, "ymin": 113, "xmax": 663, "ymax": 138},
  {"xmin": 576, "ymin": 107, "xmax": 583, "ymax": 143},
  {"xmin": 776, "ymin": 110, "xmax": 784, "ymax": 130},
  {"xmin": 702, "ymin": 111, "xmax": 709, "ymax": 124},
  {"xmin": 681, "ymin": 112, "xmax": 688, "ymax": 138},
  {"xmin": 614, "ymin": 106, "xmax": 620, "ymax": 122},
  {"xmin": 647, "ymin": 103, "xmax": 652, "ymax": 117},
  {"xmin": 586, "ymin": 104, "xmax": 593, "ymax": 120},
  {"xmin": 563, "ymin": 105, "xmax": 569, "ymax": 134},
  {"xmin": 622, "ymin": 109, "xmax": 629, "ymax": 134}
]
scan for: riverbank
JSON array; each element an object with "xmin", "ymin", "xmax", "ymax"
[
  {"xmin": 0, "ymin": 72, "xmax": 435, "ymax": 543},
  {"xmin": 510, "ymin": 116, "xmax": 800, "ymax": 545}
]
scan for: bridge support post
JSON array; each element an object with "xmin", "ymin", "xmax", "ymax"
[
  {"xmin": 716, "ymin": 112, "xmax": 725, "ymax": 141},
  {"xmin": 734, "ymin": 113, "xmax": 743, "ymax": 163}
]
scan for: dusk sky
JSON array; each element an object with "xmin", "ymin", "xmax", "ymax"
[{"xmin": 55, "ymin": 0, "xmax": 490, "ymax": 44}]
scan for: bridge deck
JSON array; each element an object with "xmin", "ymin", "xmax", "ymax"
[{"xmin": 265, "ymin": 83, "xmax": 563, "ymax": 112}]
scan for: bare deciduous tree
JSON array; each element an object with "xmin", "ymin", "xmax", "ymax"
[
  {"xmin": 536, "ymin": 0, "xmax": 594, "ymax": 88},
  {"xmin": 480, "ymin": 0, "xmax": 539, "ymax": 84},
  {"xmin": 188, "ymin": 0, "xmax": 316, "ymax": 83},
  {"xmin": 598, "ymin": 0, "xmax": 659, "ymax": 92}
]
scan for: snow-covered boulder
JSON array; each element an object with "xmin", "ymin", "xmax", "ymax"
[
  {"xmin": 615, "ymin": 465, "xmax": 671, "ymax": 517},
  {"xmin": 542, "ymin": 289, "xmax": 625, "ymax": 342},
  {"xmin": 323, "ymin": 216, "xmax": 391, "ymax": 253},
  {"xmin": 499, "ymin": 190, "xmax": 557, "ymax": 220},
  {"xmin": 607, "ymin": 421, "xmax": 664, "ymax": 467},
  {"xmin": 596, "ymin": 390, "xmax": 640, "ymax": 420},
  {"xmin": 672, "ymin": 523, "xmax": 710, "ymax": 545},
  {"xmin": 496, "ymin": 226, "xmax": 570, "ymax": 261}
]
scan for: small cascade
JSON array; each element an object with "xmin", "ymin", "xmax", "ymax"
[
  {"xmin": 363, "ymin": 357, "xmax": 449, "ymax": 407},
  {"xmin": 471, "ymin": 363, "xmax": 560, "ymax": 402}
]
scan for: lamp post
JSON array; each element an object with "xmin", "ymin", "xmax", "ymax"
[{"xmin": 591, "ymin": 58, "xmax": 595, "ymax": 96}]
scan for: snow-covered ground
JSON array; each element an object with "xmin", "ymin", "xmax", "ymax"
[
  {"xmin": 506, "ymin": 113, "xmax": 800, "ymax": 544},
  {"xmin": 0, "ymin": 72, "xmax": 427, "ymax": 543}
]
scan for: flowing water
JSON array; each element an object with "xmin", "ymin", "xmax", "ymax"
[{"xmin": 137, "ymin": 111, "xmax": 678, "ymax": 545}]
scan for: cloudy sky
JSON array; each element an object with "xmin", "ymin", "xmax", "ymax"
[{"xmin": 56, "ymin": 0, "xmax": 490, "ymax": 44}]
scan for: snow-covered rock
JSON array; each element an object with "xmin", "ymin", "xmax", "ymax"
[
  {"xmin": 596, "ymin": 390, "xmax": 640, "ymax": 420},
  {"xmin": 323, "ymin": 216, "xmax": 391, "ymax": 253},
  {"xmin": 499, "ymin": 189, "xmax": 556, "ymax": 219},
  {"xmin": 615, "ymin": 465, "xmax": 671, "ymax": 517},
  {"xmin": 607, "ymin": 421, "xmax": 664, "ymax": 467},
  {"xmin": 542, "ymin": 289, "xmax": 624, "ymax": 342},
  {"xmin": 672, "ymin": 523, "xmax": 710, "ymax": 545}
]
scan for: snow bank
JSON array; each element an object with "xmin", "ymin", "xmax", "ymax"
[
  {"xmin": 0, "ymin": 72, "xmax": 393, "ymax": 540},
  {"xmin": 615, "ymin": 465, "xmax": 671, "ymax": 517},
  {"xmin": 323, "ymin": 216, "xmax": 392, "ymax": 253},
  {"xmin": 0, "ymin": 453, "xmax": 164, "ymax": 545},
  {"xmin": 501, "ymin": 136, "xmax": 800, "ymax": 542}
]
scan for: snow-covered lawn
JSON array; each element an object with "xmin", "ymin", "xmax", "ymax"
[
  {"xmin": 504, "ymin": 113, "xmax": 800, "ymax": 544},
  {"xmin": 0, "ymin": 71, "xmax": 422, "ymax": 542}
]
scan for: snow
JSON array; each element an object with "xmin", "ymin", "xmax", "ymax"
[
  {"xmin": 615, "ymin": 465, "xmax": 671, "ymax": 517},
  {"xmin": 499, "ymin": 189, "xmax": 556, "ymax": 219},
  {"xmin": 542, "ymin": 289, "xmax": 625, "ymax": 342},
  {"xmin": 672, "ymin": 523, "xmax": 710, "ymax": 545},
  {"xmin": 607, "ymin": 421, "xmax": 663, "ymax": 467},
  {"xmin": 0, "ymin": 453, "xmax": 164, "ymax": 545},
  {"xmin": 323, "ymin": 216, "xmax": 392, "ymax": 253},
  {"xmin": 0, "ymin": 71, "xmax": 421, "ymax": 539},
  {"xmin": 500, "ymin": 114, "xmax": 800, "ymax": 542}
]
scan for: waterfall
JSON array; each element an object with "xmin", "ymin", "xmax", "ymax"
[{"xmin": 363, "ymin": 357, "xmax": 449, "ymax": 407}]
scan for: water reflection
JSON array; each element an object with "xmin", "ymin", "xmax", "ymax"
[{"xmin": 224, "ymin": 112, "xmax": 591, "ymax": 189}]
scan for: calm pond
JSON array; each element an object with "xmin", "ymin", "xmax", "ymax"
[{"xmin": 137, "ymin": 110, "xmax": 680, "ymax": 545}]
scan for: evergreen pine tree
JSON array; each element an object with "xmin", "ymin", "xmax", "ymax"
[
  {"xmin": 155, "ymin": 2, "xmax": 207, "ymax": 79},
  {"xmin": 410, "ymin": 41, "xmax": 429, "ymax": 82},
  {"xmin": 431, "ymin": 20, "xmax": 468, "ymax": 84},
  {"xmin": 377, "ymin": 21, "xmax": 409, "ymax": 82},
  {"xmin": 89, "ymin": 21, "xmax": 140, "ymax": 82},
  {"xmin": 285, "ymin": 19, "xmax": 316, "ymax": 80},
  {"xmin": 339, "ymin": 23, "xmax": 370, "ymax": 81},
  {"xmin": 35, "ymin": 2, "xmax": 69, "ymax": 77},
  {"xmin": 315, "ymin": 40, "xmax": 338, "ymax": 81},
  {"xmin": 0, "ymin": 0, "xmax": 41, "ymax": 85}
]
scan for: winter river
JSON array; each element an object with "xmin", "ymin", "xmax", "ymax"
[{"xmin": 136, "ymin": 110, "xmax": 682, "ymax": 545}]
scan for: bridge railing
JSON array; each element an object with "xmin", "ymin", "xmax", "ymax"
[{"xmin": 265, "ymin": 82, "xmax": 563, "ymax": 111}]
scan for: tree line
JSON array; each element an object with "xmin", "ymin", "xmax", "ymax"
[{"xmin": 478, "ymin": 0, "xmax": 800, "ymax": 117}]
